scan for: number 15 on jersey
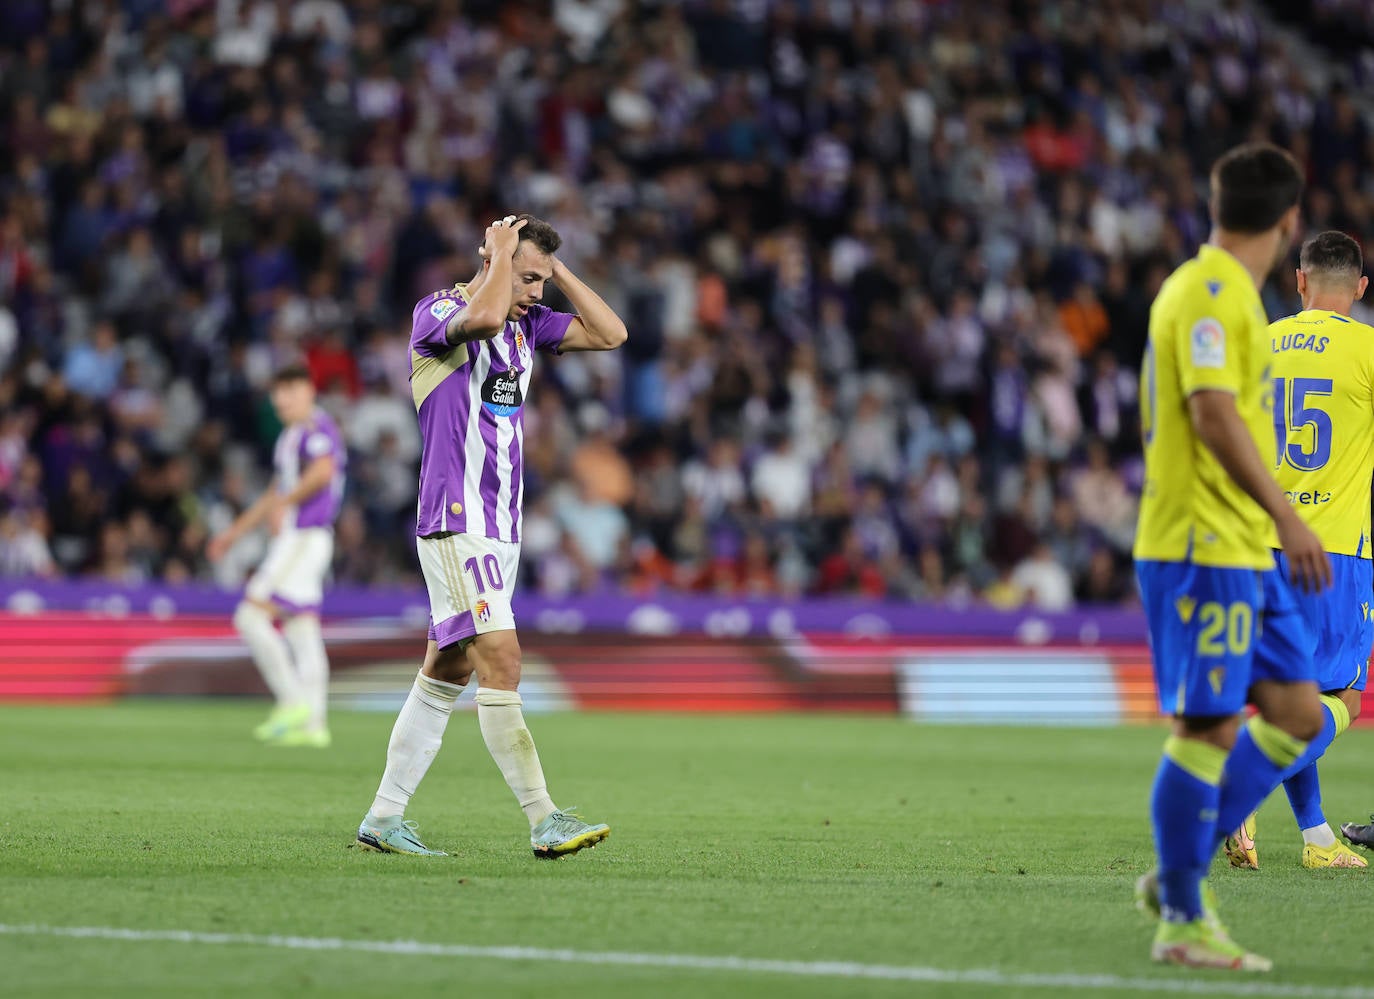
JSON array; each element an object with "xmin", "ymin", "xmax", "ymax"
[{"xmin": 1273, "ymin": 377, "xmax": 1333, "ymax": 471}]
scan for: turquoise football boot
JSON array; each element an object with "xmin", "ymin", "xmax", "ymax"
[
  {"xmin": 356, "ymin": 813, "xmax": 448, "ymax": 856},
  {"xmin": 530, "ymin": 808, "xmax": 610, "ymax": 858}
]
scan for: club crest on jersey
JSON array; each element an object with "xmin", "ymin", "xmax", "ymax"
[
  {"xmin": 515, "ymin": 328, "xmax": 528, "ymax": 356},
  {"xmin": 475, "ymin": 599, "xmax": 491, "ymax": 624},
  {"xmin": 481, "ymin": 369, "xmax": 524, "ymax": 417},
  {"xmin": 1190, "ymin": 317, "xmax": 1225, "ymax": 368}
]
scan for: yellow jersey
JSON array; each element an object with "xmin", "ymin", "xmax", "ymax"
[
  {"xmin": 1134, "ymin": 244, "xmax": 1275, "ymax": 569},
  {"xmin": 1262, "ymin": 310, "xmax": 1374, "ymax": 558}
]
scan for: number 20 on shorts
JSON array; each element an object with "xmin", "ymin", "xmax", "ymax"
[{"xmin": 1196, "ymin": 601, "xmax": 1253, "ymax": 657}]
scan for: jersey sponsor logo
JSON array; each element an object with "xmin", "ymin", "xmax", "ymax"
[
  {"xmin": 431, "ymin": 298, "xmax": 459, "ymax": 321},
  {"xmin": 1272, "ymin": 333, "xmax": 1329, "ymax": 353},
  {"xmin": 1285, "ymin": 489, "xmax": 1332, "ymax": 506},
  {"xmin": 1190, "ymin": 317, "xmax": 1225, "ymax": 368},
  {"xmin": 481, "ymin": 369, "xmax": 524, "ymax": 417}
]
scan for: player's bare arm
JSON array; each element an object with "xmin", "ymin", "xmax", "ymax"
[
  {"xmin": 445, "ymin": 219, "xmax": 526, "ymax": 345},
  {"xmin": 550, "ymin": 258, "xmax": 629, "ymax": 352},
  {"xmin": 1188, "ymin": 389, "xmax": 1331, "ymax": 592},
  {"xmin": 207, "ymin": 477, "xmax": 280, "ymax": 562}
]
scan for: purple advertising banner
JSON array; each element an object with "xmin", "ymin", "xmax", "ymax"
[{"xmin": 0, "ymin": 579, "xmax": 1147, "ymax": 644}]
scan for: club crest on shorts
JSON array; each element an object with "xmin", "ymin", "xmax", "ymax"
[{"xmin": 475, "ymin": 599, "xmax": 491, "ymax": 624}]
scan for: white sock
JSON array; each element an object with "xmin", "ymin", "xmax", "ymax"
[
  {"xmin": 475, "ymin": 689, "xmax": 557, "ymax": 828},
  {"xmin": 370, "ymin": 671, "xmax": 463, "ymax": 819},
  {"xmin": 1302, "ymin": 822, "xmax": 1338, "ymax": 848},
  {"xmin": 283, "ymin": 615, "xmax": 329, "ymax": 733},
  {"xmin": 233, "ymin": 602, "xmax": 301, "ymax": 707}
]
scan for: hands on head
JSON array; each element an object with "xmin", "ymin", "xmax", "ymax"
[{"xmin": 479, "ymin": 215, "xmax": 526, "ymax": 261}]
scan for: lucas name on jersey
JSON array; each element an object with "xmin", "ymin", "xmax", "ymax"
[{"xmin": 1272, "ymin": 332, "xmax": 1330, "ymax": 353}]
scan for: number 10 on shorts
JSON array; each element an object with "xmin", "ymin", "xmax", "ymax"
[{"xmin": 464, "ymin": 554, "xmax": 505, "ymax": 594}]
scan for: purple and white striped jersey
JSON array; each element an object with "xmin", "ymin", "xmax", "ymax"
[
  {"xmin": 409, "ymin": 284, "xmax": 573, "ymax": 542},
  {"xmin": 272, "ymin": 407, "xmax": 346, "ymax": 530}
]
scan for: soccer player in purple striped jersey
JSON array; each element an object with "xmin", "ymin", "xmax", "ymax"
[
  {"xmin": 208, "ymin": 365, "xmax": 346, "ymax": 748},
  {"xmin": 356, "ymin": 214, "xmax": 627, "ymax": 858}
]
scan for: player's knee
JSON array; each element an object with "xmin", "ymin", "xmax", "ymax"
[
  {"xmin": 1251, "ymin": 680, "xmax": 1325, "ymax": 741},
  {"xmin": 1275, "ymin": 700, "xmax": 1325, "ymax": 742},
  {"xmin": 1174, "ymin": 714, "xmax": 1239, "ymax": 749},
  {"xmin": 470, "ymin": 632, "xmax": 521, "ymax": 689},
  {"xmin": 233, "ymin": 601, "xmax": 272, "ymax": 632},
  {"xmin": 425, "ymin": 645, "xmax": 473, "ymax": 686},
  {"xmin": 1342, "ymin": 690, "xmax": 1363, "ymax": 723}
]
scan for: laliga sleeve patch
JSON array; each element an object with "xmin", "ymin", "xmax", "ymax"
[
  {"xmin": 306, "ymin": 431, "xmax": 334, "ymax": 457},
  {"xmin": 430, "ymin": 298, "xmax": 459, "ymax": 321},
  {"xmin": 1190, "ymin": 317, "xmax": 1226, "ymax": 368}
]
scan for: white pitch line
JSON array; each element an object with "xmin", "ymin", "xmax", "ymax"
[{"xmin": 2, "ymin": 924, "xmax": 1372, "ymax": 998}]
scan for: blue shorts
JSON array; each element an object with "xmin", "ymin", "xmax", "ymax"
[
  {"xmin": 1275, "ymin": 551, "xmax": 1373, "ymax": 693},
  {"xmin": 1136, "ymin": 560, "xmax": 1316, "ymax": 717}
]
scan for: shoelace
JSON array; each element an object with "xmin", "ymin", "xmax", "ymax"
[
  {"xmin": 546, "ymin": 808, "xmax": 590, "ymax": 833},
  {"xmin": 398, "ymin": 820, "xmax": 428, "ymax": 844}
]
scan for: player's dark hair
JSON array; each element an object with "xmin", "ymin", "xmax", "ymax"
[
  {"xmin": 270, "ymin": 364, "xmax": 313, "ymax": 387},
  {"xmin": 1210, "ymin": 143, "xmax": 1304, "ymax": 234},
  {"xmin": 513, "ymin": 214, "xmax": 562, "ymax": 256},
  {"xmin": 1300, "ymin": 230, "xmax": 1363, "ymax": 282}
]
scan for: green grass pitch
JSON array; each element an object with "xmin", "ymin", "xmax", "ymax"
[{"xmin": 5, "ymin": 702, "xmax": 1374, "ymax": 998}]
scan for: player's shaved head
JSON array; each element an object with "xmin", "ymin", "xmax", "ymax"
[
  {"xmin": 1210, "ymin": 143, "xmax": 1304, "ymax": 235},
  {"xmin": 1300, "ymin": 231, "xmax": 1363, "ymax": 287}
]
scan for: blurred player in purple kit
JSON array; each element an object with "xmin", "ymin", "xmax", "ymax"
[
  {"xmin": 356, "ymin": 214, "xmax": 627, "ymax": 858},
  {"xmin": 208, "ymin": 365, "xmax": 346, "ymax": 747}
]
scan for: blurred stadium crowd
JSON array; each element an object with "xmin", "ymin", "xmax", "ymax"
[{"xmin": 0, "ymin": 0, "xmax": 1369, "ymax": 608}]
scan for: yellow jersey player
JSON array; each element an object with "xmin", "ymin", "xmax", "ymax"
[
  {"xmin": 1133, "ymin": 144, "xmax": 1331, "ymax": 972},
  {"xmin": 1231, "ymin": 232, "xmax": 1372, "ymax": 867}
]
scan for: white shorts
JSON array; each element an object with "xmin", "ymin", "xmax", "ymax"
[
  {"xmin": 245, "ymin": 528, "xmax": 334, "ymax": 614},
  {"xmin": 417, "ymin": 533, "xmax": 520, "ymax": 649}
]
